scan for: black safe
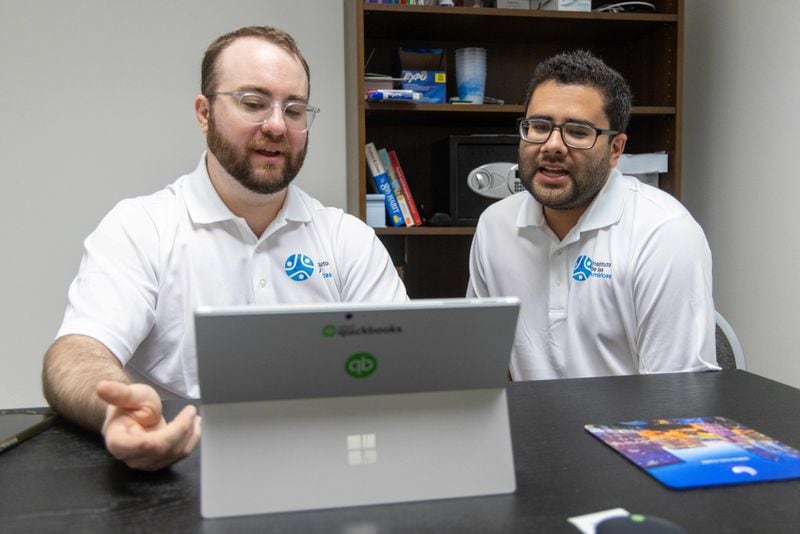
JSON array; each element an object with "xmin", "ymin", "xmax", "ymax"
[{"xmin": 448, "ymin": 135, "xmax": 520, "ymax": 226}]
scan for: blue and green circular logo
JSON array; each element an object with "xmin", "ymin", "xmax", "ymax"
[{"xmin": 345, "ymin": 352, "xmax": 377, "ymax": 378}]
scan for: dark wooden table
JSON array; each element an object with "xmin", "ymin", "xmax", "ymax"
[{"xmin": 2, "ymin": 370, "xmax": 799, "ymax": 533}]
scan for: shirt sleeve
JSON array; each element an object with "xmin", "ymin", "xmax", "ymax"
[
  {"xmin": 632, "ymin": 214, "xmax": 719, "ymax": 373},
  {"xmin": 466, "ymin": 222, "xmax": 490, "ymax": 298},
  {"xmin": 333, "ymin": 214, "xmax": 408, "ymax": 302},
  {"xmin": 56, "ymin": 199, "xmax": 160, "ymax": 364}
]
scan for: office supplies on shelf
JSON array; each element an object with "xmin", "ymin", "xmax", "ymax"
[
  {"xmin": 397, "ymin": 48, "xmax": 446, "ymax": 103},
  {"xmin": 455, "ymin": 47, "xmax": 487, "ymax": 104},
  {"xmin": 535, "ymin": 0, "xmax": 591, "ymax": 11},
  {"xmin": 364, "ymin": 75, "xmax": 404, "ymax": 92},
  {"xmin": 366, "ymin": 89, "xmax": 421, "ymax": 101},
  {"xmin": 616, "ymin": 152, "xmax": 668, "ymax": 188},
  {"xmin": 366, "ymin": 194, "xmax": 386, "ymax": 228}
]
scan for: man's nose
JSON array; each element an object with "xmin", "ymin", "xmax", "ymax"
[
  {"xmin": 260, "ymin": 105, "xmax": 288, "ymax": 135},
  {"xmin": 542, "ymin": 127, "xmax": 567, "ymax": 153}
]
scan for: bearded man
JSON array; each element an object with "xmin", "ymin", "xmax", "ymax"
[
  {"xmin": 467, "ymin": 50, "xmax": 718, "ymax": 380},
  {"xmin": 43, "ymin": 26, "xmax": 406, "ymax": 471}
]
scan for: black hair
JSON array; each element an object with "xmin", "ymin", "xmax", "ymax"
[{"xmin": 523, "ymin": 50, "xmax": 632, "ymax": 132}]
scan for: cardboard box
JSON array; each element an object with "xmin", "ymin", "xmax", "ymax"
[
  {"xmin": 396, "ymin": 48, "xmax": 447, "ymax": 104},
  {"xmin": 534, "ymin": 0, "xmax": 591, "ymax": 11}
]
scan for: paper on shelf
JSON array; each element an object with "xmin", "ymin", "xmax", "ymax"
[{"xmin": 616, "ymin": 152, "xmax": 668, "ymax": 188}]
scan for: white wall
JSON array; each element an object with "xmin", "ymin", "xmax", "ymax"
[
  {"xmin": 683, "ymin": 0, "xmax": 800, "ymax": 387},
  {"xmin": 0, "ymin": 0, "xmax": 346, "ymax": 408}
]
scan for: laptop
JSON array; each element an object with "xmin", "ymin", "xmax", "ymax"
[{"xmin": 195, "ymin": 297, "xmax": 519, "ymax": 518}]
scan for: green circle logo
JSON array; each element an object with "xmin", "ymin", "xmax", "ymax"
[
  {"xmin": 322, "ymin": 325, "xmax": 336, "ymax": 337},
  {"xmin": 345, "ymin": 352, "xmax": 377, "ymax": 378}
]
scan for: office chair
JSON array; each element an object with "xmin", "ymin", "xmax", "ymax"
[{"xmin": 715, "ymin": 311, "xmax": 746, "ymax": 370}]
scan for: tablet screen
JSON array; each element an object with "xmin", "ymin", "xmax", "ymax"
[{"xmin": 0, "ymin": 410, "xmax": 56, "ymax": 454}]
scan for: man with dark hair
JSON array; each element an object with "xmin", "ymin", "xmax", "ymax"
[
  {"xmin": 467, "ymin": 50, "xmax": 718, "ymax": 380},
  {"xmin": 42, "ymin": 26, "xmax": 407, "ymax": 471}
]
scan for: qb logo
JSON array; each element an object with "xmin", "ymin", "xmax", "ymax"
[
  {"xmin": 345, "ymin": 352, "xmax": 377, "ymax": 378},
  {"xmin": 322, "ymin": 325, "xmax": 336, "ymax": 337}
]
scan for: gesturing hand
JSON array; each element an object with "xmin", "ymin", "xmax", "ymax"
[{"xmin": 96, "ymin": 381, "xmax": 201, "ymax": 471}]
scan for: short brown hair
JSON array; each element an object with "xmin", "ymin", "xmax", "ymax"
[{"xmin": 201, "ymin": 26, "xmax": 310, "ymax": 96}]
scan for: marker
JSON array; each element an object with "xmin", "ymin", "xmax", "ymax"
[{"xmin": 366, "ymin": 90, "xmax": 421, "ymax": 101}]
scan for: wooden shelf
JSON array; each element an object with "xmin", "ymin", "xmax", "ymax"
[
  {"xmin": 375, "ymin": 226, "xmax": 475, "ymax": 236},
  {"xmin": 363, "ymin": 4, "xmax": 678, "ymax": 44},
  {"xmin": 365, "ymin": 103, "xmax": 677, "ymax": 115}
]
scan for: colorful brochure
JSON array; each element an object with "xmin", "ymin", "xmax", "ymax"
[{"xmin": 585, "ymin": 416, "xmax": 800, "ymax": 489}]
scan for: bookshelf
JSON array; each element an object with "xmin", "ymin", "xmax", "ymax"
[{"xmin": 347, "ymin": 0, "xmax": 684, "ymax": 297}]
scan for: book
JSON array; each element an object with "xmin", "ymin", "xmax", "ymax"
[
  {"xmin": 585, "ymin": 416, "xmax": 800, "ymax": 489},
  {"xmin": 364, "ymin": 142, "xmax": 405, "ymax": 227},
  {"xmin": 377, "ymin": 148, "xmax": 415, "ymax": 227},
  {"xmin": 388, "ymin": 150, "xmax": 423, "ymax": 226}
]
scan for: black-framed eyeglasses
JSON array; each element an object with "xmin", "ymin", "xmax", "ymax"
[
  {"xmin": 517, "ymin": 117, "xmax": 619, "ymax": 150},
  {"xmin": 206, "ymin": 91, "xmax": 320, "ymax": 132}
]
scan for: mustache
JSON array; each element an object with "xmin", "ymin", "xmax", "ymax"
[
  {"xmin": 536, "ymin": 153, "xmax": 567, "ymax": 164},
  {"xmin": 248, "ymin": 139, "xmax": 290, "ymax": 152}
]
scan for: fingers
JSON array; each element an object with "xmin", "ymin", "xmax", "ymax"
[
  {"xmin": 103, "ymin": 404, "xmax": 201, "ymax": 472},
  {"xmin": 97, "ymin": 380, "xmax": 160, "ymax": 411},
  {"xmin": 97, "ymin": 381, "xmax": 162, "ymax": 429},
  {"xmin": 168, "ymin": 406, "xmax": 203, "ymax": 463}
]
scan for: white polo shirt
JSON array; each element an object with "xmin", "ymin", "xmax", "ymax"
[
  {"xmin": 58, "ymin": 155, "xmax": 407, "ymax": 397},
  {"xmin": 467, "ymin": 169, "xmax": 719, "ymax": 380}
]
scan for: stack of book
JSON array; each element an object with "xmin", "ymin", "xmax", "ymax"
[{"xmin": 364, "ymin": 142, "xmax": 423, "ymax": 228}]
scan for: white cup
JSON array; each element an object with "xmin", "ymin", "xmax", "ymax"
[{"xmin": 455, "ymin": 48, "xmax": 487, "ymax": 104}]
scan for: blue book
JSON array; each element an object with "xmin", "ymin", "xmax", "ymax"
[
  {"xmin": 365, "ymin": 143, "xmax": 405, "ymax": 227},
  {"xmin": 377, "ymin": 148, "xmax": 414, "ymax": 227}
]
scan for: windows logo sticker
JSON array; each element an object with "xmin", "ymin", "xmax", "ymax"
[
  {"xmin": 284, "ymin": 253, "xmax": 314, "ymax": 282},
  {"xmin": 347, "ymin": 433, "xmax": 377, "ymax": 466},
  {"xmin": 572, "ymin": 255, "xmax": 593, "ymax": 282},
  {"xmin": 345, "ymin": 352, "xmax": 377, "ymax": 378}
]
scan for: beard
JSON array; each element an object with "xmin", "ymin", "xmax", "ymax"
[
  {"xmin": 206, "ymin": 111, "xmax": 307, "ymax": 195},
  {"xmin": 519, "ymin": 147, "xmax": 612, "ymax": 211}
]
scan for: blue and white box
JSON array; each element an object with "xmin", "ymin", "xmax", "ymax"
[
  {"xmin": 397, "ymin": 48, "xmax": 447, "ymax": 104},
  {"xmin": 401, "ymin": 70, "xmax": 446, "ymax": 104},
  {"xmin": 366, "ymin": 194, "xmax": 387, "ymax": 228}
]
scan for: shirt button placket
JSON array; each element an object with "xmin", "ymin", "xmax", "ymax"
[{"xmin": 549, "ymin": 245, "xmax": 568, "ymax": 317}]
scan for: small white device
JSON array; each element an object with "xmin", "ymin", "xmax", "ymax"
[{"xmin": 467, "ymin": 162, "xmax": 523, "ymax": 199}]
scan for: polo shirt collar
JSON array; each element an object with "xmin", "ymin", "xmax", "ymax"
[
  {"xmin": 573, "ymin": 168, "xmax": 626, "ymax": 233},
  {"xmin": 183, "ymin": 152, "xmax": 313, "ymax": 225},
  {"xmin": 515, "ymin": 168, "xmax": 626, "ymax": 234}
]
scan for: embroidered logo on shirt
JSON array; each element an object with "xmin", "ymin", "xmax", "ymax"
[
  {"xmin": 572, "ymin": 255, "xmax": 612, "ymax": 281},
  {"xmin": 284, "ymin": 253, "xmax": 315, "ymax": 281}
]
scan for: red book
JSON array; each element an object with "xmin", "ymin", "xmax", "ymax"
[{"xmin": 388, "ymin": 150, "xmax": 423, "ymax": 226}]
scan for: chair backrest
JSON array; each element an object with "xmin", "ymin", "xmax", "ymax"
[{"xmin": 715, "ymin": 311, "xmax": 746, "ymax": 370}]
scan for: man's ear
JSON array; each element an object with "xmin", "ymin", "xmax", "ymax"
[
  {"xmin": 195, "ymin": 95, "xmax": 210, "ymax": 134},
  {"xmin": 608, "ymin": 133, "xmax": 627, "ymax": 167}
]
